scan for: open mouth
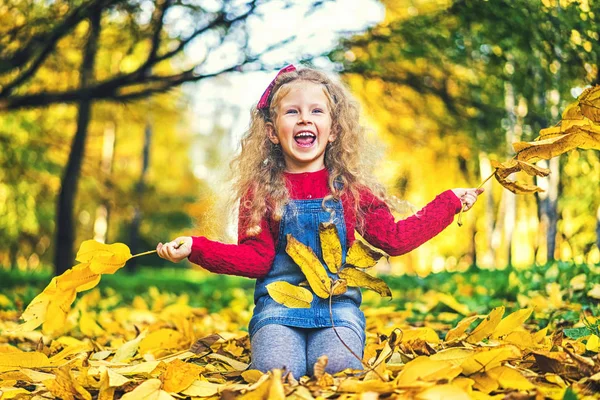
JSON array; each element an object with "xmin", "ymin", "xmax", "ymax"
[{"xmin": 294, "ymin": 131, "xmax": 316, "ymax": 147}]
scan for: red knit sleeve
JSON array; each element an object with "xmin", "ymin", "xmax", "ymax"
[
  {"xmin": 187, "ymin": 196, "xmax": 275, "ymax": 278},
  {"xmin": 358, "ymin": 189, "xmax": 462, "ymax": 256}
]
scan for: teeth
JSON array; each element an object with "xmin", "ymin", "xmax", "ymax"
[{"xmin": 295, "ymin": 132, "xmax": 315, "ymax": 138}]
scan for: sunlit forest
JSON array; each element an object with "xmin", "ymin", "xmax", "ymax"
[{"xmin": 1, "ymin": 0, "xmax": 600, "ymax": 399}]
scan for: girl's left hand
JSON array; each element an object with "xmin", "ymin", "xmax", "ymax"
[{"xmin": 451, "ymin": 187, "xmax": 484, "ymax": 212}]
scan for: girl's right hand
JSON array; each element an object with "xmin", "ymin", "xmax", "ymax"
[{"xmin": 157, "ymin": 236, "xmax": 193, "ymax": 263}]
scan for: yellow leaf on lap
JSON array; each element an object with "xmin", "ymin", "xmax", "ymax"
[{"xmin": 266, "ymin": 281, "xmax": 313, "ymax": 308}]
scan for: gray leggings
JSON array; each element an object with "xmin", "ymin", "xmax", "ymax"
[{"xmin": 250, "ymin": 324, "xmax": 364, "ymax": 378}]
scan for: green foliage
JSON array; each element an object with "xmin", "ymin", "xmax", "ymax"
[{"xmin": 3, "ymin": 260, "xmax": 598, "ymax": 324}]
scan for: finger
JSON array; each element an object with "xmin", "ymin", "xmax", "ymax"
[{"xmin": 475, "ymin": 187, "xmax": 484, "ymax": 195}]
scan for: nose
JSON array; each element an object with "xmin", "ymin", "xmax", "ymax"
[{"xmin": 297, "ymin": 112, "xmax": 313, "ymax": 125}]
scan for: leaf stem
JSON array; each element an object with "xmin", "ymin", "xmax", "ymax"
[
  {"xmin": 129, "ymin": 240, "xmax": 185, "ymax": 259},
  {"xmin": 328, "ymin": 281, "xmax": 385, "ymax": 380},
  {"xmin": 130, "ymin": 250, "xmax": 157, "ymax": 259}
]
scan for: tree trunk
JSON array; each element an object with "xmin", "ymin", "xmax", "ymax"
[
  {"xmin": 54, "ymin": 12, "xmax": 101, "ymax": 275},
  {"xmin": 546, "ymin": 157, "xmax": 560, "ymax": 261},
  {"xmin": 478, "ymin": 152, "xmax": 496, "ymax": 267},
  {"xmin": 596, "ymin": 205, "xmax": 600, "ymax": 255},
  {"xmin": 93, "ymin": 121, "xmax": 116, "ymax": 243},
  {"xmin": 128, "ymin": 121, "xmax": 152, "ymax": 272},
  {"xmin": 503, "ymin": 81, "xmax": 517, "ymax": 267}
]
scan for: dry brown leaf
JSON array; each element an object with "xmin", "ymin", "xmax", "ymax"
[
  {"xmin": 319, "ymin": 223, "xmax": 342, "ymax": 273},
  {"xmin": 285, "ymin": 234, "xmax": 332, "ymax": 299}
]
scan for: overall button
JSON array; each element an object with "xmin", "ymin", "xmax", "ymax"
[{"xmin": 307, "ymin": 194, "xmax": 312, "ymax": 199}]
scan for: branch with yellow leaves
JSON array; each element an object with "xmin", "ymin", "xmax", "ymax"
[{"xmin": 458, "ymin": 85, "xmax": 600, "ymax": 226}]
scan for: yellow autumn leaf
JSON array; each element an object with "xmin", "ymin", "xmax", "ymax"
[
  {"xmin": 395, "ymin": 356, "xmax": 462, "ymax": 386},
  {"xmin": 120, "ymin": 378, "xmax": 174, "ymax": 400},
  {"xmin": 266, "ymin": 281, "xmax": 313, "ymax": 308},
  {"xmin": 514, "ymin": 127, "xmax": 600, "ymax": 163},
  {"xmin": 268, "ymin": 369, "xmax": 286, "ymax": 400},
  {"xmin": 0, "ymin": 352, "xmax": 50, "ymax": 372},
  {"xmin": 471, "ymin": 372, "xmax": 499, "ymax": 394},
  {"xmin": 461, "ymin": 346, "xmax": 520, "ymax": 375},
  {"xmin": 0, "ymin": 388, "xmax": 32, "ymax": 399},
  {"xmin": 161, "ymin": 359, "xmax": 204, "ymax": 393},
  {"xmin": 570, "ymin": 274, "xmax": 587, "ymax": 291},
  {"xmin": 139, "ymin": 329, "xmax": 184, "ymax": 356},
  {"xmin": 12, "ymin": 285, "xmax": 55, "ymax": 332},
  {"xmin": 208, "ymin": 353, "xmax": 249, "ymax": 371},
  {"xmin": 491, "ymin": 308, "xmax": 533, "ymax": 339},
  {"xmin": 586, "ymin": 334, "xmax": 599, "ymax": 352},
  {"xmin": 466, "ymin": 306, "xmax": 505, "ymax": 344},
  {"xmin": 578, "ymin": 85, "xmax": 600, "ymax": 121},
  {"xmin": 98, "ymin": 369, "xmax": 116, "ymax": 400},
  {"xmin": 401, "ymin": 327, "xmax": 440, "ymax": 344},
  {"xmin": 430, "ymin": 348, "xmax": 474, "ymax": 367},
  {"xmin": 338, "ymin": 267, "xmax": 391, "ymax": 297},
  {"xmin": 493, "ymin": 171, "xmax": 544, "ymax": 194},
  {"xmin": 587, "ymin": 284, "xmax": 600, "ymax": 299},
  {"xmin": 319, "ymin": 222, "xmax": 342, "ymax": 273},
  {"xmin": 181, "ymin": 380, "xmax": 225, "ymax": 397},
  {"xmin": 486, "ymin": 366, "xmax": 535, "ymax": 391},
  {"xmin": 112, "ymin": 361, "xmax": 162, "ymax": 376},
  {"xmin": 112, "ymin": 330, "xmax": 147, "ymax": 363},
  {"xmin": 437, "ymin": 292, "xmax": 470, "ymax": 315},
  {"xmin": 415, "ymin": 384, "xmax": 471, "ymax": 400},
  {"xmin": 44, "ymin": 367, "xmax": 92, "ymax": 400},
  {"xmin": 76, "ymin": 240, "xmax": 132, "ymax": 274},
  {"xmin": 345, "ymin": 240, "xmax": 385, "ymax": 269},
  {"xmin": 56, "ymin": 263, "xmax": 101, "ymax": 292},
  {"xmin": 285, "ymin": 234, "xmax": 331, "ymax": 299},
  {"xmin": 445, "ymin": 315, "xmax": 479, "ymax": 342},
  {"xmin": 79, "ymin": 311, "xmax": 105, "ymax": 337},
  {"xmin": 42, "ymin": 288, "xmax": 77, "ymax": 336},
  {"xmin": 546, "ymin": 282, "xmax": 563, "ymax": 309},
  {"xmin": 504, "ymin": 331, "xmax": 535, "ymax": 349},
  {"xmin": 101, "ymin": 367, "xmax": 130, "ymax": 387},
  {"xmin": 331, "ymin": 278, "xmax": 348, "ymax": 295},
  {"xmin": 337, "ymin": 379, "xmax": 395, "ymax": 393},
  {"xmin": 241, "ymin": 370, "xmax": 264, "ymax": 384}
]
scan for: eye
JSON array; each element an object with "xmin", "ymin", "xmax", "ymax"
[
  {"xmin": 312, "ymin": 108, "xmax": 324, "ymax": 114},
  {"xmin": 285, "ymin": 109, "xmax": 298, "ymax": 114}
]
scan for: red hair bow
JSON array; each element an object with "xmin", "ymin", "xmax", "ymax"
[{"xmin": 257, "ymin": 64, "xmax": 297, "ymax": 110}]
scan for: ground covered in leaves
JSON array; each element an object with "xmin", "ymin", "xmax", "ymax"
[{"xmin": 1, "ymin": 262, "xmax": 599, "ymax": 399}]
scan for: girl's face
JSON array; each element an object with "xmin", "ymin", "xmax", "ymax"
[{"xmin": 267, "ymin": 82, "xmax": 336, "ymax": 173}]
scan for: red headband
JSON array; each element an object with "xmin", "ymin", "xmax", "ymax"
[{"xmin": 257, "ymin": 64, "xmax": 297, "ymax": 110}]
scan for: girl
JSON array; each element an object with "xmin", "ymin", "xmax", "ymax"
[{"xmin": 157, "ymin": 65, "xmax": 483, "ymax": 378}]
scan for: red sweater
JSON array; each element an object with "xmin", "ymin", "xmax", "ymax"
[{"xmin": 189, "ymin": 169, "xmax": 462, "ymax": 278}]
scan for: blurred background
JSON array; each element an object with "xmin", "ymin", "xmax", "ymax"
[{"xmin": 0, "ymin": 0, "xmax": 599, "ymax": 279}]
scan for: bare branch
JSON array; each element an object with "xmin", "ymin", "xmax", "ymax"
[{"xmin": 0, "ymin": 0, "xmax": 124, "ymax": 96}]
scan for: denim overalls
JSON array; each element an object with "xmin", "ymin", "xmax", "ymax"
[{"xmin": 248, "ymin": 197, "xmax": 366, "ymax": 345}]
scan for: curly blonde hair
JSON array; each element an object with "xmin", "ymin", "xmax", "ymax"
[{"xmin": 230, "ymin": 67, "xmax": 396, "ymax": 235}]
